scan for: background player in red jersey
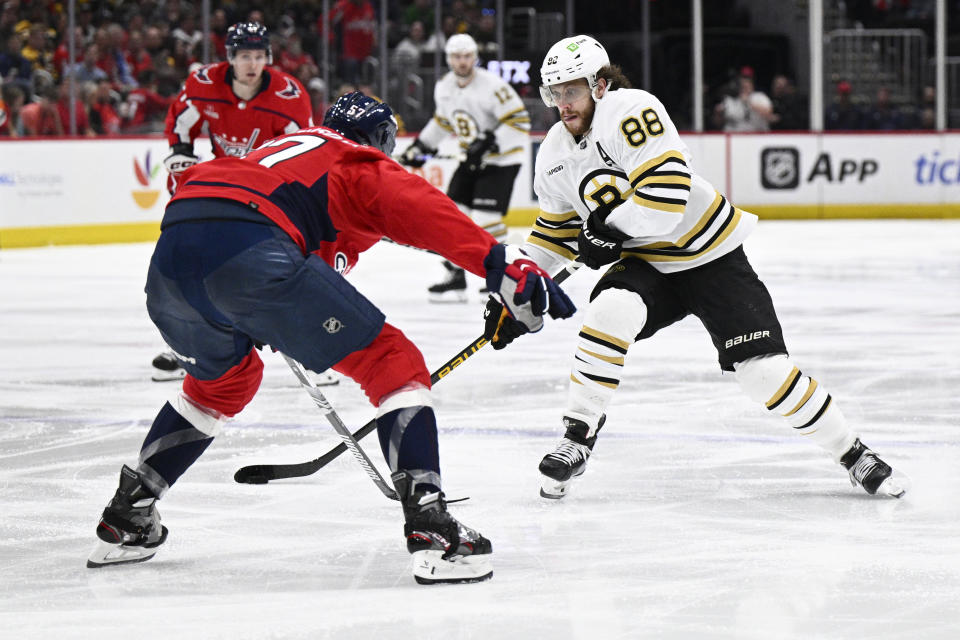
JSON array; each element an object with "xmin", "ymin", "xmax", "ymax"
[
  {"xmin": 87, "ymin": 93, "xmax": 575, "ymax": 584},
  {"xmin": 154, "ymin": 21, "xmax": 314, "ymax": 382}
]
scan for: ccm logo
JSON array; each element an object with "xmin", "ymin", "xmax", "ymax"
[
  {"xmin": 725, "ymin": 330, "xmax": 770, "ymax": 349},
  {"xmin": 169, "ymin": 159, "xmax": 196, "ymax": 171}
]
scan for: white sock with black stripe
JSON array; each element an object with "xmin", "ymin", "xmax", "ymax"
[
  {"xmin": 734, "ymin": 354, "xmax": 857, "ymax": 461},
  {"xmin": 566, "ymin": 288, "xmax": 647, "ymax": 436}
]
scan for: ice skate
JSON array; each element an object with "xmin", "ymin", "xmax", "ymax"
[
  {"xmin": 839, "ymin": 439, "xmax": 907, "ymax": 498},
  {"xmin": 393, "ymin": 471, "xmax": 492, "ymax": 585},
  {"xmin": 151, "ymin": 351, "xmax": 185, "ymax": 382},
  {"xmin": 539, "ymin": 415, "xmax": 604, "ymax": 499},
  {"xmin": 428, "ymin": 261, "xmax": 468, "ymax": 303},
  {"xmin": 87, "ymin": 465, "xmax": 168, "ymax": 568}
]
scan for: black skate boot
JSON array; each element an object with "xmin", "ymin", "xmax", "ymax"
[
  {"xmin": 87, "ymin": 465, "xmax": 169, "ymax": 568},
  {"xmin": 839, "ymin": 439, "xmax": 907, "ymax": 497},
  {"xmin": 393, "ymin": 471, "xmax": 492, "ymax": 585},
  {"xmin": 539, "ymin": 415, "xmax": 605, "ymax": 499},
  {"xmin": 151, "ymin": 351, "xmax": 185, "ymax": 382},
  {"xmin": 428, "ymin": 260, "xmax": 468, "ymax": 303}
]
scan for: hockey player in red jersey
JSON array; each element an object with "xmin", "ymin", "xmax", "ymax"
[
  {"xmin": 87, "ymin": 92, "xmax": 575, "ymax": 584},
  {"xmin": 162, "ymin": 21, "xmax": 313, "ymax": 194},
  {"xmin": 154, "ymin": 21, "xmax": 314, "ymax": 382}
]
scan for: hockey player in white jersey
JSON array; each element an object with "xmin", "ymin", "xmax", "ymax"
[
  {"xmin": 399, "ymin": 33, "xmax": 530, "ymax": 302},
  {"xmin": 484, "ymin": 35, "xmax": 907, "ymax": 500}
]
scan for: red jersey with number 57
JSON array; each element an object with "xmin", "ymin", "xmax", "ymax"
[
  {"xmin": 167, "ymin": 126, "xmax": 497, "ymax": 277},
  {"xmin": 164, "ymin": 61, "xmax": 313, "ymax": 158}
]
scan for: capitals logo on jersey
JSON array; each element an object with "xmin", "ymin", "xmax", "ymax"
[
  {"xmin": 212, "ymin": 127, "xmax": 262, "ymax": 157},
  {"xmin": 275, "ymin": 78, "xmax": 302, "ymax": 100}
]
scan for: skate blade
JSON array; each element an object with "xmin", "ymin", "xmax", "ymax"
[
  {"xmin": 428, "ymin": 291, "xmax": 468, "ymax": 304},
  {"xmin": 86, "ymin": 539, "xmax": 160, "ymax": 568},
  {"xmin": 411, "ymin": 550, "xmax": 493, "ymax": 585},
  {"xmin": 539, "ymin": 477, "xmax": 571, "ymax": 500},
  {"xmin": 151, "ymin": 367, "xmax": 186, "ymax": 382},
  {"xmin": 877, "ymin": 475, "xmax": 908, "ymax": 498}
]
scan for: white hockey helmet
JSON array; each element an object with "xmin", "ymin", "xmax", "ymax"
[
  {"xmin": 539, "ymin": 35, "xmax": 610, "ymax": 107},
  {"xmin": 445, "ymin": 33, "xmax": 478, "ymax": 65}
]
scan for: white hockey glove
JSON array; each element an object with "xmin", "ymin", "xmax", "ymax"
[
  {"xmin": 164, "ymin": 144, "xmax": 198, "ymax": 176},
  {"xmin": 482, "ymin": 244, "xmax": 575, "ymax": 333}
]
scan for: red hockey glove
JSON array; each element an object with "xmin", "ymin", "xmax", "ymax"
[{"xmin": 483, "ymin": 244, "xmax": 575, "ymax": 332}]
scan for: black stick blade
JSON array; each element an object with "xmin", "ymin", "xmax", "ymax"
[{"xmin": 234, "ymin": 465, "xmax": 274, "ymax": 484}]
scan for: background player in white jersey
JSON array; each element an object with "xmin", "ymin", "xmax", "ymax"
[
  {"xmin": 398, "ymin": 34, "xmax": 530, "ymax": 302},
  {"xmin": 485, "ymin": 35, "xmax": 906, "ymax": 500}
]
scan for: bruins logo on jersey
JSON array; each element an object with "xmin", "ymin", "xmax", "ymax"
[
  {"xmin": 578, "ymin": 168, "xmax": 632, "ymax": 213},
  {"xmin": 450, "ymin": 109, "xmax": 480, "ymax": 144}
]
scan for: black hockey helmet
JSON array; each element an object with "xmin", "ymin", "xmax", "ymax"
[
  {"xmin": 322, "ymin": 92, "xmax": 398, "ymax": 156},
  {"xmin": 226, "ymin": 22, "xmax": 272, "ymax": 64}
]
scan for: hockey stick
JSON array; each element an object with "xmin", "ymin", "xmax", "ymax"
[
  {"xmin": 393, "ymin": 152, "xmax": 464, "ymax": 163},
  {"xmin": 278, "ymin": 353, "xmax": 400, "ymax": 500},
  {"xmin": 234, "ymin": 261, "xmax": 582, "ymax": 485}
]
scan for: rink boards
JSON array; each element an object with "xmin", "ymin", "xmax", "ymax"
[{"xmin": 0, "ymin": 131, "xmax": 958, "ymax": 248}]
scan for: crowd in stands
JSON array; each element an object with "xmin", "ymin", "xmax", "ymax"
[
  {"xmin": 0, "ymin": 0, "xmax": 952, "ymax": 138},
  {"xmin": 709, "ymin": 65, "xmax": 941, "ymax": 132},
  {"xmin": 0, "ymin": 0, "xmax": 501, "ymax": 138}
]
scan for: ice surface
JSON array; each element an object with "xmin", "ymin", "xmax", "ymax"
[{"xmin": 1, "ymin": 220, "xmax": 959, "ymax": 639}]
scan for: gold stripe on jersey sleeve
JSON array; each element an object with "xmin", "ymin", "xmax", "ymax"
[
  {"xmin": 537, "ymin": 210, "xmax": 580, "ymax": 224},
  {"xmin": 434, "ymin": 115, "xmax": 454, "ymax": 133},
  {"xmin": 527, "ymin": 234, "xmax": 578, "ymax": 260},
  {"xmin": 635, "ymin": 192, "xmax": 725, "ymax": 250},
  {"xmin": 632, "ymin": 192, "xmax": 687, "ymax": 213},
  {"xmin": 627, "ymin": 150, "xmax": 688, "ymax": 184},
  {"xmin": 634, "ymin": 173, "xmax": 692, "ymax": 190},
  {"xmin": 498, "ymin": 107, "xmax": 529, "ymax": 123}
]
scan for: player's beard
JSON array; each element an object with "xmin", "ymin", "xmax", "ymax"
[{"xmin": 560, "ymin": 99, "xmax": 596, "ymax": 137}]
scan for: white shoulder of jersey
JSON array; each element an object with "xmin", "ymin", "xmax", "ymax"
[
  {"xmin": 536, "ymin": 121, "xmax": 576, "ymax": 170},
  {"xmin": 594, "ymin": 88, "xmax": 664, "ymax": 130},
  {"xmin": 434, "ymin": 71, "xmax": 457, "ymax": 100}
]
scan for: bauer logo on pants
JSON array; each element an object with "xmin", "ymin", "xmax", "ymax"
[{"xmin": 761, "ymin": 147, "xmax": 800, "ymax": 190}]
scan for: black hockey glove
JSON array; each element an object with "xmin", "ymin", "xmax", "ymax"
[
  {"xmin": 465, "ymin": 130, "xmax": 498, "ymax": 172},
  {"xmin": 483, "ymin": 296, "xmax": 529, "ymax": 350},
  {"xmin": 577, "ymin": 207, "xmax": 631, "ymax": 270},
  {"xmin": 398, "ymin": 138, "xmax": 435, "ymax": 168}
]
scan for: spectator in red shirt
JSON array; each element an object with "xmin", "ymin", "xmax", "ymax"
[
  {"xmin": 55, "ymin": 79, "xmax": 92, "ymax": 136},
  {"xmin": 122, "ymin": 69, "xmax": 172, "ymax": 133},
  {"xmin": 20, "ymin": 84, "xmax": 63, "ymax": 136},
  {"xmin": 330, "ymin": 0, "xmax": 376, "ymax": 84},
  {"xmin": 88, "ymin": 78, "xmax": 122, "ymax": 135},
  {"xmin": 209, "ymin": 9, "xmax": 228, "ymax": 60},
  {"xmin": 52, "ymin": 26, "xmax": 86, "ymax": 80},
  {"xmin": 279, "ymin": 33, "xmax": 318, "ymax": 79},
  {"xmin": 124, "ymin": 30, "xmax": 154, "ymax": 80}
]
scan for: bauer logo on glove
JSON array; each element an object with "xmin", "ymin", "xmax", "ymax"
[{"xmin": 482, "ymin": 244, "xmax": 575, "ymax": 332}]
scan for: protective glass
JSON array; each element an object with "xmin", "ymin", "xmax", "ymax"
[{"xmin": 539, "ymin": 83, "xmax": 590, "ymax": 108}]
